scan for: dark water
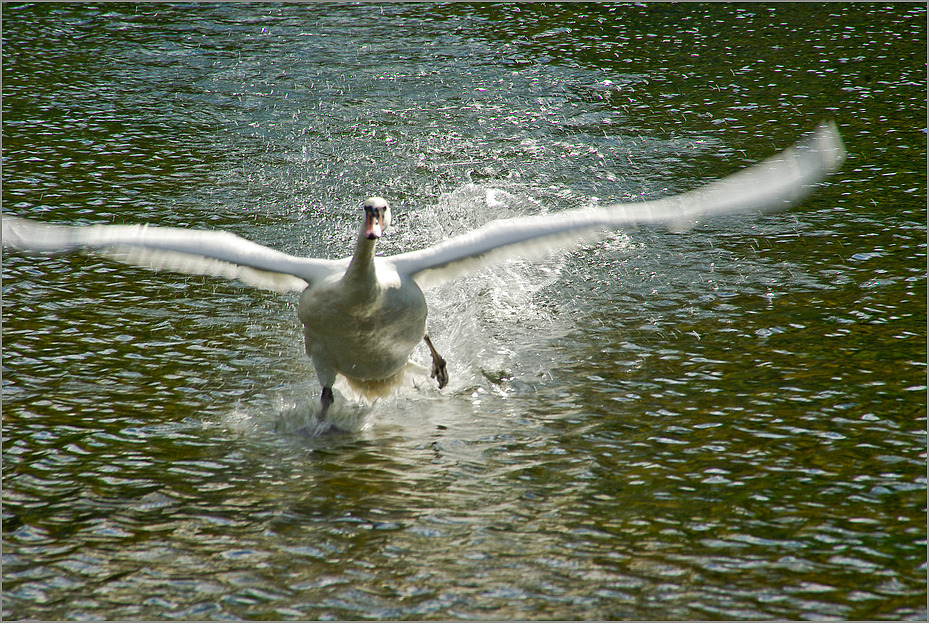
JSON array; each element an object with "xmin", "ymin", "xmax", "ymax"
[{"xmin": 2, "ymin": 4, "xmax": 926, "ymax": 620}]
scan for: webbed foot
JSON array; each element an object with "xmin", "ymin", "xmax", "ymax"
[{"xmin": 423, "ymin": 334, "xmax": 449, "ymax": 389}]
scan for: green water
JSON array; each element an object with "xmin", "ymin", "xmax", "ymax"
[{"xmin": 2, "ymin": 4, "xmax": 925, "ymax": 619}]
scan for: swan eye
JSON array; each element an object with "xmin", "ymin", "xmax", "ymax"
[{"xmin": 380, "ymin": 206, "xmax": 391, "ymax": 231}]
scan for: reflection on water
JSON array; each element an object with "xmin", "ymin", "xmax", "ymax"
[{"xmin": 2, "ymin": 3, "xmax": 926, "ymax": 620}]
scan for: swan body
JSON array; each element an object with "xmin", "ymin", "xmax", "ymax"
[
  {"xmin": 299, "ymin": 260, "xmax": 426, "ymax": 388},
  {"xmin": 2, "ymin": 121, "xmax": 846, "ymax": 418},
  {"xmin": 297, "ymin": 200, "xmax": 435, "ymax": 410}
]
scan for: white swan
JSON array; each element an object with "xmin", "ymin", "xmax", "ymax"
[{"xmin": 2, "ymin": 121, "xmax": 845, "ymax": 417}]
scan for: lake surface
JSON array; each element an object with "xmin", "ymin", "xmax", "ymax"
[{"xmin": 2, "ymin": 4, "xmax": 926, "ymax": 620}]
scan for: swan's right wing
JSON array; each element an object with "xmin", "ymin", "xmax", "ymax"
[
  {"xmin": 1, "ymin": 218, "xmax": 337, "ymax": 292},
  {"xmin": 391, "ymin": 121, "xmax": 846, "ymax": 291}
]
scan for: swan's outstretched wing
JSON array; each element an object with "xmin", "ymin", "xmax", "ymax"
[
  {"xmin": 1, "ymin": 218, "xmax": 336, "ymax": 292},
  {"xmin": 391, "ymin": 121, "xmax": 846, "ymax": 291}
]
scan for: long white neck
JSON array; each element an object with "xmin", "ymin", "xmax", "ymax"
[{"xmin": 344, "ymin": 230, "xmax": 378, "ymax": 287}]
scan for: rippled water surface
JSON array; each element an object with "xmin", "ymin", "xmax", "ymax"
[{"xmin": 3, "ymin": 4, "xmax": 926, "ymax": 620}]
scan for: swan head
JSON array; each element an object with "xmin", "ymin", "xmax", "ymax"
[{"xmin": 362, "ymin": 196, "xmax": 391, "ymax": 240}]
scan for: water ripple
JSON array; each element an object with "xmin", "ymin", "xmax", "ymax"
[{"xmin": 4, "ymin": 3, "xmax": 926, "ymax": 621}]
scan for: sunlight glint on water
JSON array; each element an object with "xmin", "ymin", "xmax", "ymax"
[{"xmin": 2, "ymin": 4, "xmax": 925, "ymax": 620}]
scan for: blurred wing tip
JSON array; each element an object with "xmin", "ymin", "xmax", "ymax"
[{"xmin": 811, "ymin": 119, "xmax": 847, "ymax": 172}]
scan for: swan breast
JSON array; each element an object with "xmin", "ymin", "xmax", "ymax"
[{"xmin": 297, "ymin": 259, "xmax": 427, "ymax": 383}]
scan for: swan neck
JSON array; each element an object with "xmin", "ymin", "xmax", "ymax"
[{"xmin": 345, "ymin": 233, "xmax": 378, "ymax": 283}]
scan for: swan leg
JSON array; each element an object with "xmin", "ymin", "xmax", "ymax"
[
  {"xmin": 423, "ymin": 334, "xmax": 448, "ymax": 389},
  {"xmin": 320, "ymin": 386, "xmax": 334, "ymax": 419},
  {"xmin": 310, "ymin": 348, "xmax": 338, "ymax": 419}
]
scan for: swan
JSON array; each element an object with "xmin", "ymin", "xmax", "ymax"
[{"xmin": 2, "ymin": 121, "xmax": 845, "ymax": 418}]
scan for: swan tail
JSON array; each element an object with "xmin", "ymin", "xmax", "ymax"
[
  {"xmin": 341, "ymin": 360, "xmax": 438, "ymax": 400},
  {"xmin": 342, "ymin": 370, "xmax": 408, "ymax": 400}
]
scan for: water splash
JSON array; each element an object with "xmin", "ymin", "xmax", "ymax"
[{"xmin": 225, "ymin": 181, "xmax": 631, "ymax": 437}]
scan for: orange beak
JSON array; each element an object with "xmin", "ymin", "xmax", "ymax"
[{"xmin": 364, "ymin": 208, "xmax": 383, "ymax": 240}]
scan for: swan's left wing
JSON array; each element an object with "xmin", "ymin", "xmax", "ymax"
[
  {"xmin": 391, "ymin": 121, "xmax": 845, "ymax": 291},
  {"xmin": 1, "ymin": 218, "xmax": 336, "ymax": 292}
]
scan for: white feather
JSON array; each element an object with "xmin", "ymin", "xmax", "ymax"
[
  {"xmin": 1, "ymin": 219, "xmax": 334, "ymax": 292},
  {"xmin": 391, "ymin": 121, "xmax": 846, "ymax": 290}
]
